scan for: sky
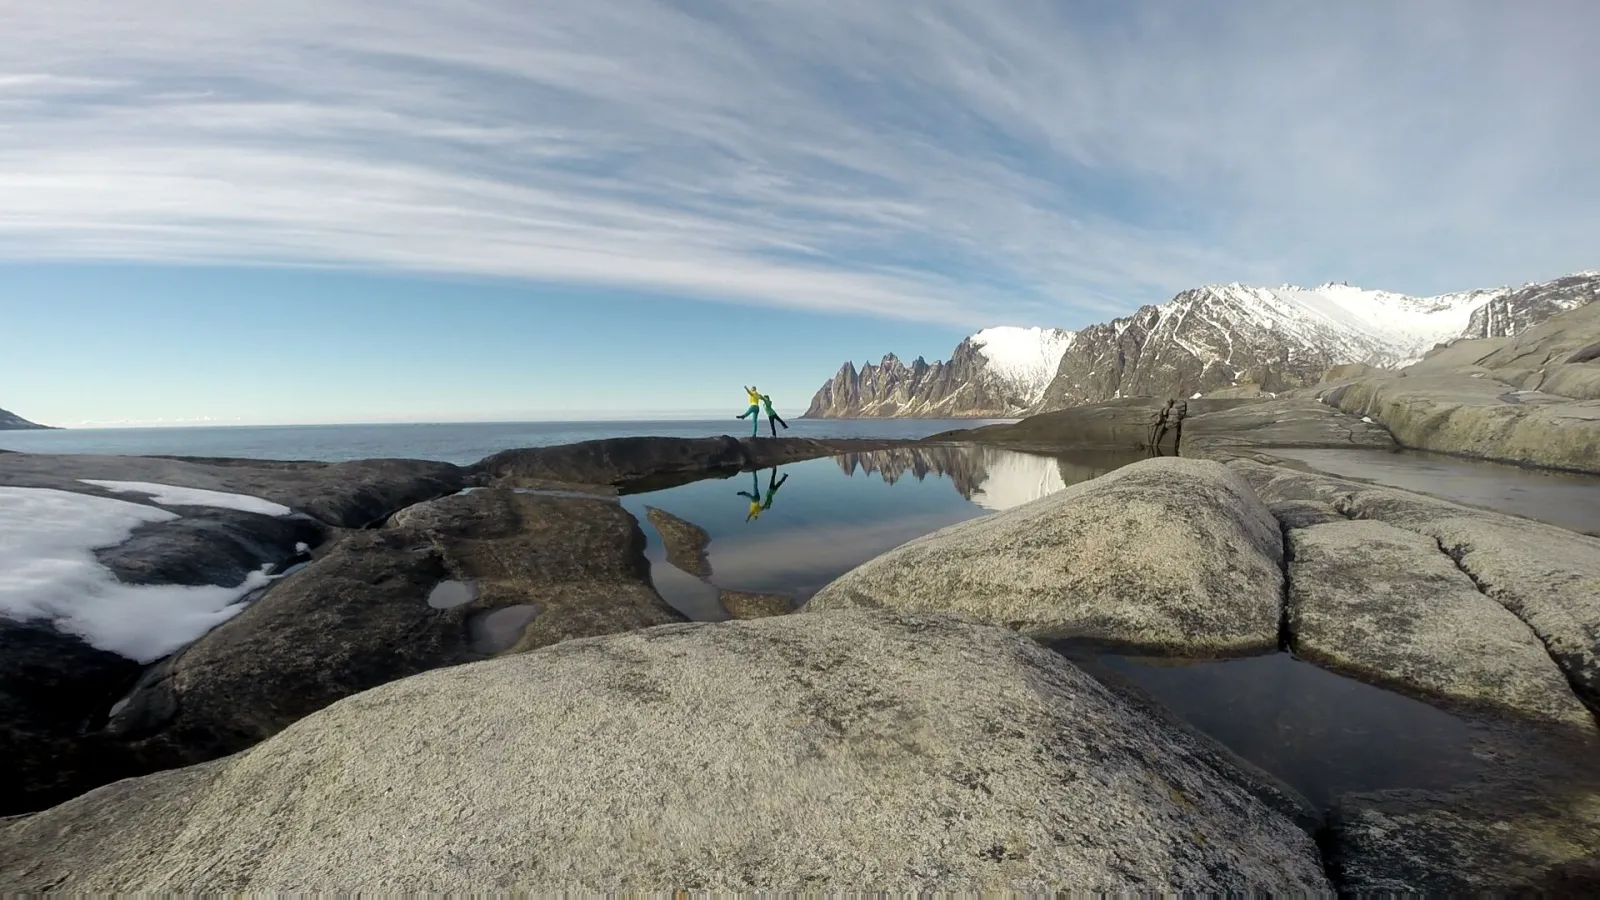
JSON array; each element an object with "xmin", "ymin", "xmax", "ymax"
[{"xmin": 1, "ymin": 0, "xmax": 1596, "ymax": 426}]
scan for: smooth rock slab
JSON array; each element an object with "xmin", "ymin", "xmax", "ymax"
[
  {"xmin": 1234, "ymin": 460, "xmax": 1600, "ymax": 713},
  {"xmin": 1321, "ymin": 373, "xmax": 1600, "ymax": 474},
  {"xmin": 1288, "ymin": 520, "xmax": 1591, "ymax": 727},
  {"xmin": 0, "ymin": 611, "xmax": 1330, "ymax": 894},
  {"xmin": 807, "ymin": 457, "xmax": 1284, "ymax": 656}
]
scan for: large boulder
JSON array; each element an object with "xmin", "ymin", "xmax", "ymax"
[
  {"xmin": 806, "ymin": 458, "xmax": 1284, "ymax": 656},
  {"xmin": 1233, "ymin": 460, "xmax": 1600, "ymax": 711},
  {"xmin": 103, "ymin": 488, "xmax": 685, "ymax": 775},
  {"xmin": 0, "ymin": 611, "xmax": 1331, "ymax": 893},
  {"xmin": 1286, "ymin": 519, "xmax": 1591, "ymax": 727}
]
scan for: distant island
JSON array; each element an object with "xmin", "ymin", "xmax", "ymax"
[{"xmin": 0, "ymin": 406, "xmax": 55, "ymax": 430}]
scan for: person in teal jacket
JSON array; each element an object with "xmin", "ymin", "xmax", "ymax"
[{"xmin": 760, "ymin": 393, "xmax": 788, "ymax": 437}]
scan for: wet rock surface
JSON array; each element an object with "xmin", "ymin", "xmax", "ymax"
[
  {"xmin": 719, "ymin": 590, "xmax": 794, "ymax": 619},
  {"xmin": 644, "ymin": 505, "xmax": 712, "ymax": 577},
  {"xmin": 0, "ymin": 622, "xmax": 144, "ymax": 815},
  {"xmin": 0, "ymin": 611, "xmax": 1331, "ymax": 893},
  {"xmin": 472, "ymin": 436, "xmax": 905, "ymax": 491},
  {"xmin": 807, "ymin": 458, "xmax": 1284, "ymax": 656}
]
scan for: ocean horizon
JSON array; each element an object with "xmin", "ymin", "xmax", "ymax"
[{"xmin": 0, "ymin": 417, "xmax": 1015, "ymax": 466}]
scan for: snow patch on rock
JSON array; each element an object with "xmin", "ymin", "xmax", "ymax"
[{"xmin": 0, "ymin": 487, "xmax": 274, "ymax": 662}]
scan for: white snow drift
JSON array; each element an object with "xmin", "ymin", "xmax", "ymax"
[
  {"xmin": 80, "ymin": 480, "xmax": 293, "ymax": 516},
  {"xmin": 0, "ymin": 486, "xmax": 275, "ymax": 662}
]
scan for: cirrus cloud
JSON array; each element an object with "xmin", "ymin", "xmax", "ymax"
[{"xmin": 1, "ymin": 0, "xmax": 1595, "ymax": 328}]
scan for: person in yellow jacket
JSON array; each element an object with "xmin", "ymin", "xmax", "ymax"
[{"xmin": 735, "ymin": 385, "xmax": 763, "ymax": 437}]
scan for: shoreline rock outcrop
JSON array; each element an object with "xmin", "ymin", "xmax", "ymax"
[{"xmin": 3, "ymin": 430, "xmax": 1599, "ymax": 892}]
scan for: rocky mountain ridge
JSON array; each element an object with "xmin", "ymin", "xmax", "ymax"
[
  {"xmin": 804, "ymin": 326, "xmax": 1074, "ymax": 419},
  {"xmin": 806, "ymin": 272, "xmax": 1599, "ymax": 417}
]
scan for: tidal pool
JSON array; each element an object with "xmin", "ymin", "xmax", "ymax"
[{"xmin": 620, "ymin": 444, "xmax": 1139, "ymax": 620}]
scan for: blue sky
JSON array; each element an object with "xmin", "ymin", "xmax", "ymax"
[{"xmin": 2, "ymin": 0, "xmax": 1596, "ymax": 426}]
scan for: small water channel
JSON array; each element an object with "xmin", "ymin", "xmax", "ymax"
[
  {"xmin": 1268, "ymin": 447, "xmax": 1600, "ymax": 536},
  {"xmin": 1067, "ymin": 650, "xmax": 1492, "ymax": 807},
  {"xmin": 619, "ymin": 444, "xmax": 1137, "ymax": 620}
]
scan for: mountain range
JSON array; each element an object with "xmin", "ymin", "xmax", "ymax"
[
  {"xmin": 0, "ymin": 407, "xmax": 52, "ymax": 431},
  {"xmin": 805, "ymin": 271, "xmax": 1600, "ymax": 418}
]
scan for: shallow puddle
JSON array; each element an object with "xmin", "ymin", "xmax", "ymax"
[
  {"xmin": 1069, "ymin": 650, "xmax": 1490, "ymax": 806},
  {"xmin": 1269, "ymin": 447, "xmax": 1600, "ymax": 536},
  {"xmin": 426, "ymin": 579, "xmax": 479, "ymax": 609},
  {"xmin": 469, "ymin": 604, "xmax": 542, "ymax": 653},
  {"xmin": 621, "ymin": 445, "xmax": 1140, "ymax": 619}
]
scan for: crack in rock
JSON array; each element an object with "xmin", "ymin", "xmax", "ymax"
[{"xmin": 1434, "ymin": 534, "xmax": 1600, "ymax": 730}]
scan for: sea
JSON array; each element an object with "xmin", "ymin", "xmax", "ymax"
[{"xmin": 0, "ymin": 418, "xmax": 1013, "ymax": 466}]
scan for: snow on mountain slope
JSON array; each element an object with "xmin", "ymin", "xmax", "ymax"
[
  {"xmin": 1035, "ymin": 272, "xmax": 1598, "ymax": 412},
  {"xmin": 971, "ymin": 327, "xmax": 1076, "ymax": 405},
  {"xmin": 808, "ymin": 272, "xmax": 1599, "ymax": 418},
  {"xmin": 1233, "ymin": 282, "xmax": 1507, "ymax": 366}
]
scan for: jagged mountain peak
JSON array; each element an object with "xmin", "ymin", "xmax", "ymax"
[{"xmin": 805, "ymin": 325, "xmax": 1075, "ymax": 419}]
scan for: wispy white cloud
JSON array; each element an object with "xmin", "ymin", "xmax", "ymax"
[{"xmin": 1, "ymin": 0, "xmax": 1595, "ymax": 328}]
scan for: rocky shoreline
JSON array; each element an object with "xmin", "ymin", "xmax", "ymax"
[{"xmin": 3, "ymin": 323, "xmax": 1599, "ymax": 891}]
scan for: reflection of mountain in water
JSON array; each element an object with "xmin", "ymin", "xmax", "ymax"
[
  {"xmin": 968, "ymin": 451, "xmax": 1067, "ymax": 512},
  {"xmin": 835, "ymin": 446, "xmax": 1134, "ymax": 511},
  {"xmin": 835, "ymin": 446, "xmax": 989, "ymax": 498}
]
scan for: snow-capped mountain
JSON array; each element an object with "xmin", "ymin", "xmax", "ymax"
[
  {"xmin": 804, "ymin": 326, "xmax": 1074, "ymax": 418},
  {"xmin": 804, "ymin": 271, "xmax": 1597, "ymax": 418},
  {"xmin": 1034, "ymin": 272, "xmax": 1598, "ymax": 411},
  {"xmin": 0, "ymin": 406, "xmax": 52, "ymax": 431}
]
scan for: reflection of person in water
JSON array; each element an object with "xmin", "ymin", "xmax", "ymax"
[
  {"xmin": 736, "ymin": 467, "xmax": 789, "ymax": 522},
  {"xmin": 736, "ymin": 385, "xmax": 763, "ymax": 438}
]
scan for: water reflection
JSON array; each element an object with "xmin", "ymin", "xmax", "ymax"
[
  {"xmin": 736, "ymin": 468, "xmax": 789, "ymax": 523},
  {"xmin": 1069, "ymin": 649, "xmax": 1489, "ymax": 806},
  {"xmin": 834, "ymin": 444, "xmax": 1131, "ymax": 512}
]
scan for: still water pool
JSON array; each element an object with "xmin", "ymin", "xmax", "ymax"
[{"xmin": 619, "ymin": 444, "xmax": 1138, "ymax": 620}]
